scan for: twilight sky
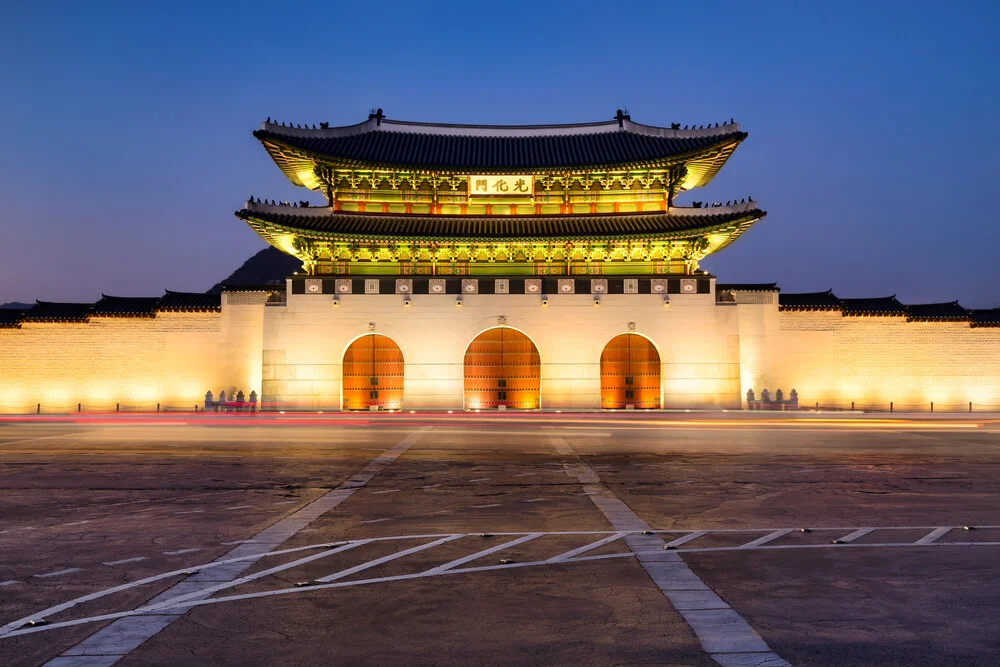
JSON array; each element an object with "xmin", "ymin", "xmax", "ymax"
[{"xmin": 1, "ymin": 1, "xmax": 998, "ymax": 306}]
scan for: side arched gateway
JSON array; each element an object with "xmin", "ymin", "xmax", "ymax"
[
  {"xmin": 600, "ymin": 333, "xmax": 661, "ymax": 409},
  {"xmin": 342, "ymin": 334, "xmax": 404, "ymax": 411},
  {"xmin": 464, "ymin": 327, "xmax": 540, "ymax": 409}
]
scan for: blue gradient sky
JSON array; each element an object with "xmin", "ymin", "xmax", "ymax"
[{"xmin": 2, "ymin": 1, "xmax": 998, "ymax": 306}]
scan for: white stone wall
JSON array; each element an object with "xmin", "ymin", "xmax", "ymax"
[
  {"xmin": 261, "ymin": 287, "xmax": 742, "ymax": 410},
  {"xmin": 735, "ymin": 307, "xmax": 1000, "ymax": 410},
  {"xmin": 2, "ymin": 290, "xmax": 996, "ymax": 413}
]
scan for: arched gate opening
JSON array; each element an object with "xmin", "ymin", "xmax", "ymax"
[
  {"xmin": 600, "ymin": 333, "xmax": 661, "ymax": 409},
  {"xmin": 464, "ymin": 327, "xmax": 540, "ymax": 409},
  {"xmin": 342, "ymin": 334, "xmax": 404, "ymax": 410}
]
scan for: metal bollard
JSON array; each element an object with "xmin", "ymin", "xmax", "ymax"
[
  {"xmin": 78, "ymin": 403, "xmax": 81, "ymax": 413},
  {"xmin": 930, "ymin": 402, "xmax": 934, "ymax": 413},
  {"xmin": 157, "ymin": 403, "xmax": 160, "ymax": 413},
  {"xmin": 851, "ymin": 401, "xmax": 855, "ymax": 411},
  {"xmin": 890, "ymin": 401, "xmax": 893, "ymax": 413},
  {"xmin": 970, "ymin": 401, "xmax": 973, "ymax": 413},
  {"xmin": 37, "ymin": 403, "xmax": 40, "ymax": 415},
  {"xmin": 116, "ymin": 402, "xmax": 120, "ymax": 413}
]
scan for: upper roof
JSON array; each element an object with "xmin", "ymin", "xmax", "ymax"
[
  {"xmin": 254, "ymin": 112, "xmax": 747, "ymax": 181},
  {"xmin": 236, "ymin": 200, "xmax": 765, "ymax": 244}
]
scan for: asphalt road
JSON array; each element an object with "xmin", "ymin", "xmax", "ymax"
[{"xmin": 0, "ymin": 414, "xmax": 998, "ymax": 666}]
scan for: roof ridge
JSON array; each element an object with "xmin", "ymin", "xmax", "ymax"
[{"xmin": 258, "ymin": 116, "xmax": 743, "ymax": 140}]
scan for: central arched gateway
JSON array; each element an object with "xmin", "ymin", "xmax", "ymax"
[
  {"xmin": 464, "ymin": 327, "xmax": 540, "ymax": 409},
  {"xmin": 342, "ymin": 334, "xmax": 404, "ymax": 411},
  {"xmin": 600, "ymin": 333, "xmax": 661, "ymax": 409}
]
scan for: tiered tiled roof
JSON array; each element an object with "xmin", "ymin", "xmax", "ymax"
[
  {"xmin": 970, "ymin": 308, "xmax": 1000, "ymax": 327},
  {"xmin": 906, "ymin": 301, "xmax": 969, "ymax": 322},
  {"xmin": 92, "ymin": 295, "xmax": 160, "ymax": 317},
  {"xmin": 254, "ymin": 115, "xmax": 746, "ymax": 173},
  {"xmin": 716, "ymin": 283, "xmax": 779, "ymax": 292},
  {"xmin": 839, "ymin": 296, "xmax": 908, "ymax": 317},
  {"xmin": 779, "ymin": 290, "xmax": 1000, "ymax": 324},
  {"xmin": 21, "ymin": 301, "xmax": 93, "ymax": 323},
  {"xmin": 778, "ymin": 290, "xmax": 842, "ymax": 311},
  {"xmin": 236, "ymin": 201, "xmax": 765, "ymax": 243},
  {"xmin": 156, "ymin": 291, "xmax": 221, "ymax": 312},
  {"xmin": 0, "ymin": 309, "xmax": 24, "ymax": 328}
]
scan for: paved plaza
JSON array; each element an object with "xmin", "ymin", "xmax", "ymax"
[{"xmin": 1, "ymin": 414, "xmax": 999, "ymax": 666}]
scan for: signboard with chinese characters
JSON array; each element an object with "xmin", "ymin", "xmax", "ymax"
[{"xmin": 468, "ymin": 175, "xmax": 534, "ymax": 197}]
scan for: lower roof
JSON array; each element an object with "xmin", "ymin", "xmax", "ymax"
[{"xmin": 236, "ymin": 200, "xmax": 765, "ymax": 244}]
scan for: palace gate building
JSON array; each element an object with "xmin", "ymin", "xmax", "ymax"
[{"xmin": 1, "ymin": 111, "xmax": 998, "ymax": 412}]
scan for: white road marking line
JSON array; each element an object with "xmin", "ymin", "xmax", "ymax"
[
  {"xmin": 173, "ymin": 510, "xmax": 204, "ymax": 515},
  {"xmin": 470, "ymin": 503, "xmax": 501, "ymax": 509},
  {"xmin": 425, "ymin": 533, "xmax": 542, "ymax": 574},
  {"xmin": 61, "ymin": 520, "xmax": 91, "ymax": 526},
  {"xmin": 162, "ymin": 548, "xmax": 200, "ymax": 556},
  {"xmin": 0, "ymin": 580, "xmax": 19, "ymax": 587},
  {"xmin": 523, "ymin": 498, "xmax": 549, "ymax": 503},
  {"xmin": 43, "ymin": 426, "xmax": 435, "ymax": 663},
  {"xmin": 7, "ymin": 532, "xmax": 1000, "ymax": 640},
  {"xmin": 550, "ymin": 435, "xmax": 787, "ymax": 666},
  {"xmin": 836, "ymin": 527, "xmax": 874, "ymax": 543},
  {"xmin": 272, "ymin": 501, "xmax": 298, "ymax": 505},
  {"xmin": 512, "ymin": 472, "xmax": 536, "ymax": 477},
  {"xmin": 916, "ymin": 526, "xmax": 951, "ymax": 545},
  {"xmin": 469, "ymin": 477, "xmax": 490, "ymax": 482},
  {"xmin": 225, "ymin": 505, "xmax": 254, "ymax": 510},
  {"xmin": 361, "ymin": 518, "xmax": 391, "ymax": 524},
  {"xmin": 421, "ymin": 484, "xmax": 442, "ymax": 489},
  {"xmin": 664, "ymin": 531, "xmax": 708, "ymax": 548},
  {"xmin": 547, "ymin": 532, "xmax": 630, "ymax": 563},
  {"xmin": 372, "ymin": 489, "xmax": 400, "ymax": 495},
  {"xmin": 103, "ymin": 557, "xmax": 147, "ymax": 566},
  {"xmin": 740, "ymin": 529, "xmax": 793, "ymax": 549},
  {"xmin": 315, "ymin": 534, "xmax": 463, "ymax": 583},
  {"xmin": 34, "ymin": 568, "xmax": 83, "ymax": 579},
  {"xmin": 142, "ymin": 541, "xmax": 374, "ymax": 613}
]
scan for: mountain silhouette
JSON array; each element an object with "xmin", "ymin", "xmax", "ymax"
[{"xmin": 208, "ymin": 246, "xmax": 301, "ymax": 293}]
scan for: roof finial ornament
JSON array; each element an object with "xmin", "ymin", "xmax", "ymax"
[
  {"xmin": 368, "ymin": 108, "xmax": 385, "ymax": 126},
  {"xmin": 265, "ymin": 116, "xmax": 270, "ymax": 123},
  {"xmin": 320, "ymin": 122, "xmax": 329, "ymax": 129},
  {"xmin": 615, "ymin": 109, "xmax": 627, "ymax": 128}
]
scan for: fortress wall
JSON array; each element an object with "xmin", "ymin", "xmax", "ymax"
[
  {"xmin": 0, "ymin": 312, "xmax": 255, "ymax": 413},
  {"xmin": 742, "ymin": 310, "xmax": 1000, "ymax": 409},
  {"xmin": 261, "ymin": 290, "xmax": 742, "ymax": 410}
]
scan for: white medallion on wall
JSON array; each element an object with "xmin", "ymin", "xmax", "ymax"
[
  {"xmin": 429, "ymin": 279, "xmax": 446, "ymax": 294},
  {"xmin": 462, "ymin": 279, "xmax": 478, "ymax": 294},
  {"xmin": 336, "ymin": 279, "xmax": 352, "ymax": 294},
  {"xmin": 395, "ymin": 279, "xmax": 412, "ymax": 294},
  {"xmin": 525, "ymin": 279, "xmax": 541, "ymax": 294},
  {"xmin": 305, "ymin": 278, "xmax": 322, "ymax": 294},
  {"xmin": 558, "ymin": 279, "xmax": 574, "ymax": 294},
  {"xmin": 651, "ymin": 279, "xmax": 667, "ymax": 294},
  {"xmin": 680, "ymin": 278, "xmax": 697, "ymax": 294},
  {"xmin": 591, "ymin": 279, "xmax": 607, "ymax": 294}
]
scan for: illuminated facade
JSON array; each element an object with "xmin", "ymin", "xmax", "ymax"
[{"xmin": 0, "ymin": 111, "xmax": 997, "ymax": 412}]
